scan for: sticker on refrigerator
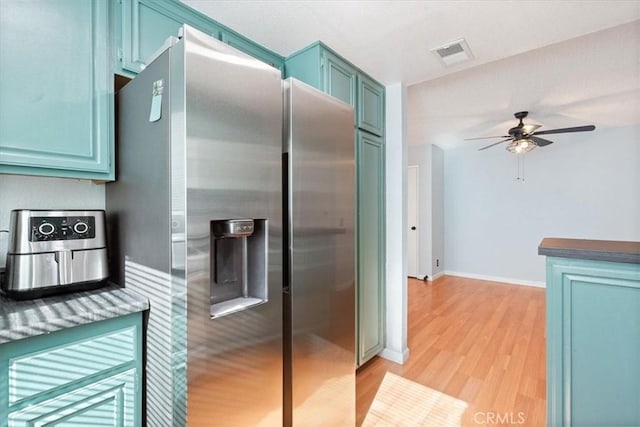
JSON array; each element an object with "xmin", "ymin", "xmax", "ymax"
[{"xmin": 149, "ymin": 79, "xmax": 164, "ymax": 122}]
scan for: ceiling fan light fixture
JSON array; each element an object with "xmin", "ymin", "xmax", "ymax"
[{"xmin": 506, "ymin": 138, "xmax": 536, "ymax": 154}]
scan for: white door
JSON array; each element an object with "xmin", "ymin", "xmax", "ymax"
[{"xmin": 407, "ymin": 165, "xmax": 419, "ymax": 277}]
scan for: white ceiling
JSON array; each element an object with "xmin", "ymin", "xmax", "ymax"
[
  {"xmin": 183, "ymin": 0, "xmax": 640, "ymax": 85},
  {"xmin": 407, "ymin": 20, "xmax": 640, "ymax": 149}
]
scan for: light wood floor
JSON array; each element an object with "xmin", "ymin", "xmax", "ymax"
[{"xmin": 356, "ymin": 276, "xmax": 546, "ymax": 426}]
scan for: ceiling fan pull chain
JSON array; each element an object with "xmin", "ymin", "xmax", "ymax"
[{"xmin": 514, "ymin": 154, "xmax": 526, "ymax": 182}]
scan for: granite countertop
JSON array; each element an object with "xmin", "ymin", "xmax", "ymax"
[
  {"xmin": 538, "ymin": 238, "xmax": 640, "ymax": 264},
  {"xmin": 0, "ymin": 284, "xmax": 149, "ymax": 344}
]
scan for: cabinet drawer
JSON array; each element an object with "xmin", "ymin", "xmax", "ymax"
[
  {"xmin": 9, "ymin": 327, "xmax": 136, "ymax": 405},
  {"xmin": 9, "ymin": 369, "xmax": 136, "ymax": 426}
]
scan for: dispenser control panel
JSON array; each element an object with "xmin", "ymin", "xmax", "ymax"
[{"xmin": 30, "ymin": 216, "xmax": 96, "ymax": 241}]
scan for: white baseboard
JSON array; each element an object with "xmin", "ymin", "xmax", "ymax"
[
  {"xmin": 443, "ymin": 270, "xmax": 546, "ymax": 288},
  {"xmin": 379, "ymin": 347, "xmax": 410, "ymax": 365},
  {"xmin": 428, "ymin": 271, "xmax": 445, "ymax": 281}
]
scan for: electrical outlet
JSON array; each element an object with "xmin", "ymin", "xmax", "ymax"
[{"xmin": 436, "ymin": 259, "xmax": 439, "ymax": 267}]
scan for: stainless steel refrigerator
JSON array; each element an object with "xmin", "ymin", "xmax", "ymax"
[
  {"xmin": 283, "ymin": 79, "xmax": 355, "ymax": 426},
  {"xmin": 108, "ymin": 25, "xmax": 283, "ymax": 426},
  {"xmin": 107, "ymin": 25, "xmax": 355, "ymax": 427}
]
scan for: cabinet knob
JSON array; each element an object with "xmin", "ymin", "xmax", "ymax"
[{"xmin": 411, "ymin": 226, "xmax": 416, "ymax": 230}]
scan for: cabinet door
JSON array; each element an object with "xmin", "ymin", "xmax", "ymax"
[
  {"xmin": 0, "ymin": 313, "xmax": 143, "ymax": 427},
  {"xmin": 221, "ymin": 31, "xmax": 284, "ymax": 75},
  {"xmin": 322, "ymin": 50, "xmax": 357, "ymax": 108},
  {"xmin": 357, "ymin": 131, "xmax": 386, "ymax": 365},
  {"xmin": 9, "ymin": 369, "xmax": 137, "ymax": 426},
  {"xmin": 0, "ymin": 0, "xmax": 113, "ymax": 180},
  {"xmin": 118, "ymin": 0, "xmax": 222, "ymax": 75},
  {"xmin": 357, "ymin": 74, "xmax": 385, "ymax": 136},
  {"xmin": 547, "ymin": 258, "xmax": 640, "ymax": 427}
]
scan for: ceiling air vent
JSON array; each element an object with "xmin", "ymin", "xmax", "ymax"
[{"xmin": 431, "ymin": 38, "xmax": 474, "ymax": 67}]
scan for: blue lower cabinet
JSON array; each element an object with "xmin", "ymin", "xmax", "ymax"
[
  {"xmin": 545, "ymin": 257, "xmax": 640, "ymax": 426},
  {"xmin": 0, "ymin": 313, "xmax": 143, "ymax": 427},
  {"xmin": 9, "ymin": 370, "xmax": 136, "ymax": 426}
]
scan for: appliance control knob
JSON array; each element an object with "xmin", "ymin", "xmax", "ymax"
[
  {"xmin": 38, "ymin": 222, "xmax": 55, "ymax": 236},
  {"xmin": 73, "ymin": 222, "xmax": 89, "ymax": 234}
]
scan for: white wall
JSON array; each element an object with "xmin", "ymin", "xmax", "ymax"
[
  {"xmin": 444, "ymin": 126, "xmax": 640, "ymax": 284},
  {"xmin": 381, "ymin": 83, "xmax": 409, "ymax": 364},
  {"xmin": 0, "ymin": 175, "xmax": 105, "ymax": 266},
  {"xmin": 431, "ymin": 146, "xmax": 444, "ymax": 277}
]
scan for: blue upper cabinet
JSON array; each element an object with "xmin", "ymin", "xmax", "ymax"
[
  {"xmin": 357, "ymin": 74, "xmax": 385, "ymax": 137},
  {"xmin": 323, "ymin": 50, "xmax": 357, "ymax": 108},
  {"xmin": 115, "ymin": 0, "xmax": 284, "ymax": 77},
  {"xmin": 115, "ymin": 0, "xmax": 222, "ymax": 76},
  {"xmin": 285, "ymin": 42, "xmax": 384, "ymax": 133},
  {"xmin": 0, "ymin": 0, "xmax": 114, "ymax": 180}
]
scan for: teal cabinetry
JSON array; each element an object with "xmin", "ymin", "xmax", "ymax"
[
  {"xmin": 323, "ymin": 50, "xmax": 358, "ymax": 108},
  {"xmin": 357, "ymin": 74, "xmax": 385, "ymax": 137},
  {"xmin": 114, "ymin": 0, "xmax": 284, "ymax": 77},
  {"xmin": 286, "ymin": 42, "xmax": 387, "ymax": 366},
  {"xmin": 357, "ymin": 131, "xmax": 386, "ymax": 364},
  {"xmin": 545, "ymin": 257, "xmax": 640, "ymax": 426},
  {"xmin": 0, "ymin": 313, "xmax": 143, "ymax": 427},
  {"xmin": 115, "ymin": 0, "xmax": 221, "ymax": 76},
  {"xmin": 0, "ymin": 0, "xmax": 114, "ymax": 180},
  {"xmin": 285, "ymin": 42, "xmax": 358, "ymax": 108}
]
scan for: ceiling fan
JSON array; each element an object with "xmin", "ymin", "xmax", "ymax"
[{"xmin": 466, "ymin": 111, "xmax": 596, "ymax": 153}]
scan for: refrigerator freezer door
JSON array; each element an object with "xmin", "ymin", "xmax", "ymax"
[
  {"xmin": 181, "ymin": 27, "xmax": 283, "ymax": 426},
  {"xmin": 284, "ymin": 78, "xmax": 356, "ymax": 426}
]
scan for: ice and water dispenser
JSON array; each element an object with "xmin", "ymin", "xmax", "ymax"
[{"xmin": 210, "ymin": 219, "xmax": 268, "ymax": 318}]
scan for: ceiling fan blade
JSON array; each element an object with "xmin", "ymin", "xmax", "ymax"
[
  {"xmin": 479, "ymin": 138, "xmax": 512, "ymax": 151},
  {"xmin": 522, "ymin": 124, "xmax": 541, "ymax": 135},
  {"xmin": 464, "ymin": 135, "xmax": 510, "ymax": 141},
  {"xmin": 533, "ymin": 125, "xmax": 595, "ymax": 136},
  {"xmin": 531, "ymin": 136, "xmax": 554, "ymax": 147}
]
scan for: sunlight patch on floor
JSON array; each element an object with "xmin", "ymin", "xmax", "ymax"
[{"xmin": 363, "ymin": 372, "xmax": 468, "ymax": 427}]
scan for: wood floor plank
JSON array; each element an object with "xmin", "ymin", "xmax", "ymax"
[{"xmin": 357, "ymin": 276, "xmax": 546, "ymax": 426}]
